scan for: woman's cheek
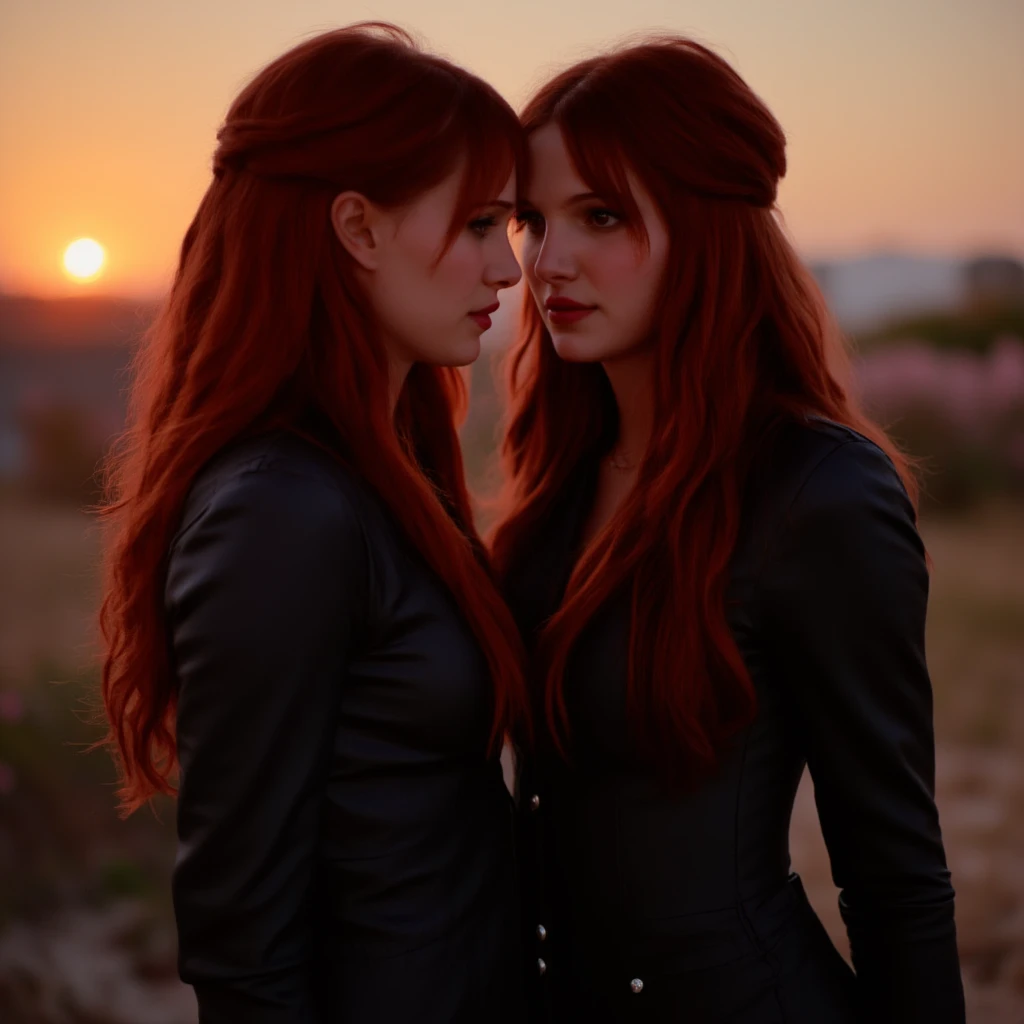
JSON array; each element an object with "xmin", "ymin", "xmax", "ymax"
[
  {"xmin": 595, "ymin": 240, "xmax": 660, "ymax": 301},
  {"xmin": 437, "ymin": 241, "xmax": 475, "ymax": 293}
]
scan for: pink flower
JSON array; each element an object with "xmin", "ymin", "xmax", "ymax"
[
  {"xmin": 988, "ymin": 336, "xmax": 1024, "ymax": 414},
  {"xmin": 854, "ymin": 337, "xmax": 1024, "ymax": 437}
]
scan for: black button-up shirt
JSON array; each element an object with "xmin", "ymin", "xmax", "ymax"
[{"xmin": 507, "ymin": 418, "xmax": 964, "ymax": 1023}]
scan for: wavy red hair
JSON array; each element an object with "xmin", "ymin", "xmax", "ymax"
[
  {"xmin": 99, "ymin": 23, "xmax": 529, "ymax": 814},
  {"xmin": 490, "ymin": 38, "xmax": 916, "ymax": 780}
]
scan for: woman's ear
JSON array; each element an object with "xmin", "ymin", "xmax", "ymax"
[{"xmin": 331, "ymin": 191, "xmax": 384, "ymax": 271}]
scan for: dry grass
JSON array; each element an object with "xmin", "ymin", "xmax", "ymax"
[
  {"xmin": 0, "ymin": 498, "xmax": 102, "ymax": 686},
  {"xmin": 1, "ymin": 497, "xmax": 1021, "ymax": 1020}
]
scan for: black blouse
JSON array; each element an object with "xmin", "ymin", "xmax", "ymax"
[
  {"xmin": 507, "ymin": 418, "xmax": 965, "ymax": 1023},
  {"xmin": 165, "ymin": 431, "xmax": 523, "ymax": 1023}
]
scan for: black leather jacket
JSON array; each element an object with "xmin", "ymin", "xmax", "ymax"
[
  {"xmin": 506, "ymin": 419, "xmax": 964, "ymax": 1023},
  {"xmin": 165, "ymin": 431, "xmax": 523, "ymax": 1023}
]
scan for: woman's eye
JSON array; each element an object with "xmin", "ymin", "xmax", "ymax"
[
  {"xmin": 586, "ymin": 207, "xmax": 621, "ymax": 229},
  {"xmin": 513, "ymin": 210, "xmax": 544, "ymax": 236},
  {"xmin": 469, "ymin": 215, "xmax": 497, "ymax": 237}
]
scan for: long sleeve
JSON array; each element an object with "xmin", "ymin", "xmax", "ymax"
[
  {"xmin": 165, "ymin": 460, "xmax": 368, "ymax": 1023},
  {"xmin": 761, "ymin": 438, "xmax": 965, "ymax": 1022}
]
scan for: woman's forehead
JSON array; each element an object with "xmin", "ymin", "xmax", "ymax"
[{"xmin": 523, "ymin": 125, "xmax": 589, "ymax": 203}]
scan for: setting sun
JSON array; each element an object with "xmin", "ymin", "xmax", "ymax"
[{"xmin": 62, "ymin": 238, "xmax": 106, "ymax": 281}]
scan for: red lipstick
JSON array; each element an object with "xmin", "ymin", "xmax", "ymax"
[
  {"xmin": 545, "ymin": 296, "xmax": 596, "ymax": 327},
  {"xmin": 469, "ymin": 301, "xmax": 500, "ymax": 331}
]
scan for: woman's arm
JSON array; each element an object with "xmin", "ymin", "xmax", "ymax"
[
  {"xmin": 165, "ymin": 460, "xmax": 367, "ymax": 1023},
  {"xmin": 761, "ymin": 437, "xmax": 965, "ymax": 1022}
]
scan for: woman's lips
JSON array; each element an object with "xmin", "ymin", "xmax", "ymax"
[
  {"xmin": 548, "ymin": 308, "xmax": 594, "ymax": 326},
  {"xmin": 546, "ymin": 299, "xmax": 596, "ymax": 327},
  {"xmin": 469, "ymin": 302, "xmax": 500, "ymax": 331}
]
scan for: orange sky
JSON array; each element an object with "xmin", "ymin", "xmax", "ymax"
[{"xmin": 1, "ymin": 0, "xmax": 1022, "ymax": 298}]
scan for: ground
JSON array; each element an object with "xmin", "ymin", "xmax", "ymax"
[{"xmin": 0, "ymin": 497, "xmax": 1020, "ymax": 1021}]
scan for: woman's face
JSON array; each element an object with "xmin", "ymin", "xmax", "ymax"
[
  {"xmin": 516, "ymin": 124, "xmax": 669, "ymax": 364},
  {"xmin": 336, "ymin": 166, "xmax": 521, "ymax": 373}
]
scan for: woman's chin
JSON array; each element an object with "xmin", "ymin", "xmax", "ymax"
[
  {"xmin": 550, "ymin": 332, "xmax": 608, "ymax": 364},
  {"xmin": 445, "ymin": 336, "xmax": 483, "ymax": 368},
  {"xmin": 416, "ymin": 336, "xmax": 482, "ymax": 369}
]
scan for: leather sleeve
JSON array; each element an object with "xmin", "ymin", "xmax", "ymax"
[
  {"xmin": 760, "ymin": 439, "xmax": 965, "ymax": 1022},
  {"xmin": 165, "ymin": 461, "xmax": 367, "ymax": 1022}
]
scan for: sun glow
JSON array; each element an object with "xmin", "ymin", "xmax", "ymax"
[{"xmin": 63, "ymin": 238, "xmax": 106, "ymax": 281}]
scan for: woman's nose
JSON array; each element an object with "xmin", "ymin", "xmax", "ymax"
[
  {"xmin": 532, "ymin": 228, "xmax": 577, "ymax": 284},
  {"xmin": 489, "ymin": 237, "xmax": 524, "ymax": 290}
]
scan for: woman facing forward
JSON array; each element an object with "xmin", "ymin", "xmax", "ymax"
[
  {"xmin": 494, "ymin": 37, "xmax": 965, "ymax": 1023},
  {"xmin": 99, "ymin": 25, "xmax": 529, "ymax": 1023}
]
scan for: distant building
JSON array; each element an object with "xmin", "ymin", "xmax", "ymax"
[
  {"xmin": 963, "ymin": 256, "xmax": 1024, "ymax": 308},
  {"xmin": 808, "ymin": 254, "xmax": 964, "ymax": 333}
]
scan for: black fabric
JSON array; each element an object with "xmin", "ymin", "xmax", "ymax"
[
  {"xmin": 165, "ymin": 431, "xmax": 523, "ymax": 1023},
  {"xmin": 507, "ymin": 418, "xmax": 965, "ymax": 1023}
]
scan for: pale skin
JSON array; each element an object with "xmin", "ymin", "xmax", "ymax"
[
  {"xmin": 331, "ymin": 165, "xmax": 521, "ymax": 415},
  {"xmin": 516, "ymin": 124, "xmax": 671, "ymax": 546}
]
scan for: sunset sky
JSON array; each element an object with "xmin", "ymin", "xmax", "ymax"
[{"xmin": 1, "ymin": 0, "xmax": 1022, "ymax": 298}]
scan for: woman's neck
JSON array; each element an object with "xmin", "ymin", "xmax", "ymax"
[
  {"xmin": 388, "ymin": 354, "xmax": 413, "ymax": 420},
  {"xmin": 575, "ymin": 347, "xmax": 656, "ymax": 550},
  {"xmin": 601, "ymin": 347, "xmax": 656, "ymax": 466}
]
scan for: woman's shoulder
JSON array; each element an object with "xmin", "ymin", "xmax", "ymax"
[
  {"xmin": 739, "ymin": 415, "xmax": 918, "ymax": 581},
  {"xmin": 173, "ymin": 430, "xmax": 370, "ymax": 550},
  {"xmin": 755, "ymin": 415, "xmax": 909, "ymax": 518},
  {"xmin": 164, "ymin": 431, "xmax": 374, "ymax": 626}
]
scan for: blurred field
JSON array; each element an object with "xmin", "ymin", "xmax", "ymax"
[
  {"xmin": 791, "ymin": 502, "xmax": 1024, "ymax": 1021},
  {"xmin": 1, "ymin": 491, "xmax": 1021, "ymax": 1020}
]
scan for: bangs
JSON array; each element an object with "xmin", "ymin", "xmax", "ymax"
[
  {"xmin": 521, "ymin": 73, "xmax": 649, "ymax": 251},
  {"xmin": 334, "ymin": 54, "xmax": 522, "ymax": 257},
  {"xmin": 442, "ymin": 80, "xmax": 524, "ymax": 250}
]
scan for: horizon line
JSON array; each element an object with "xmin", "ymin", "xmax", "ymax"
[{"xmin": 3, "ymin": 245, "xmax": 1023, "ymax": 305}]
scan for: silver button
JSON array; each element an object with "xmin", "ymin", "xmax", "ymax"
[
  {"xmin": 630, "ymin": 978, "xmax": 644, "ymax": 994},
  {"xmin": 536, "ymin": 924, "xmax": 547, "ymax": 941},
  {"xmin": 529, "ymin": 794, "xmax": 541, "ymax": 811},
  {"xmin": 538, "ymin": 958, "xmax": 547, "ymax": 976}
]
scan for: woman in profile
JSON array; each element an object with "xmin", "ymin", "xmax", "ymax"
[
  {"xmin": 493, "ymin": 37, "xmax": 965, "ymax": 1022},
  {"xmin": 98, "ymin": 24, "xmax": 528, "ymax": 1023}
]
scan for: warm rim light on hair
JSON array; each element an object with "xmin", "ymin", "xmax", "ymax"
[
  {"xmin": 491, "ymin": 36, "xmax": 916, "ymax": 784},
  {"xmin": 96, "ymin": 23, "xmax": 530, "ymax": 814},
  {"xmin": 63, "ymin": 238, "xmax": 106, "ymax": 280}
]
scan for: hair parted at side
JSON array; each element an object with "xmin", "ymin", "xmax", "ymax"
[
  {"xmin": 99, "ymin": 22, "xmax": 529, "ymax": 814},
  {"xmin": 490, "ymin": 36, "xmax": 916, "ymax": 781}
]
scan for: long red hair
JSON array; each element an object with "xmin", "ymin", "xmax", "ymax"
[
  {"xmin": 490, "ymin": 38, "xmax": 915, "ymax": 780},
  {"xmin": 99, "ymin": 23, "xmax": 529, "ymax": 814}
]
